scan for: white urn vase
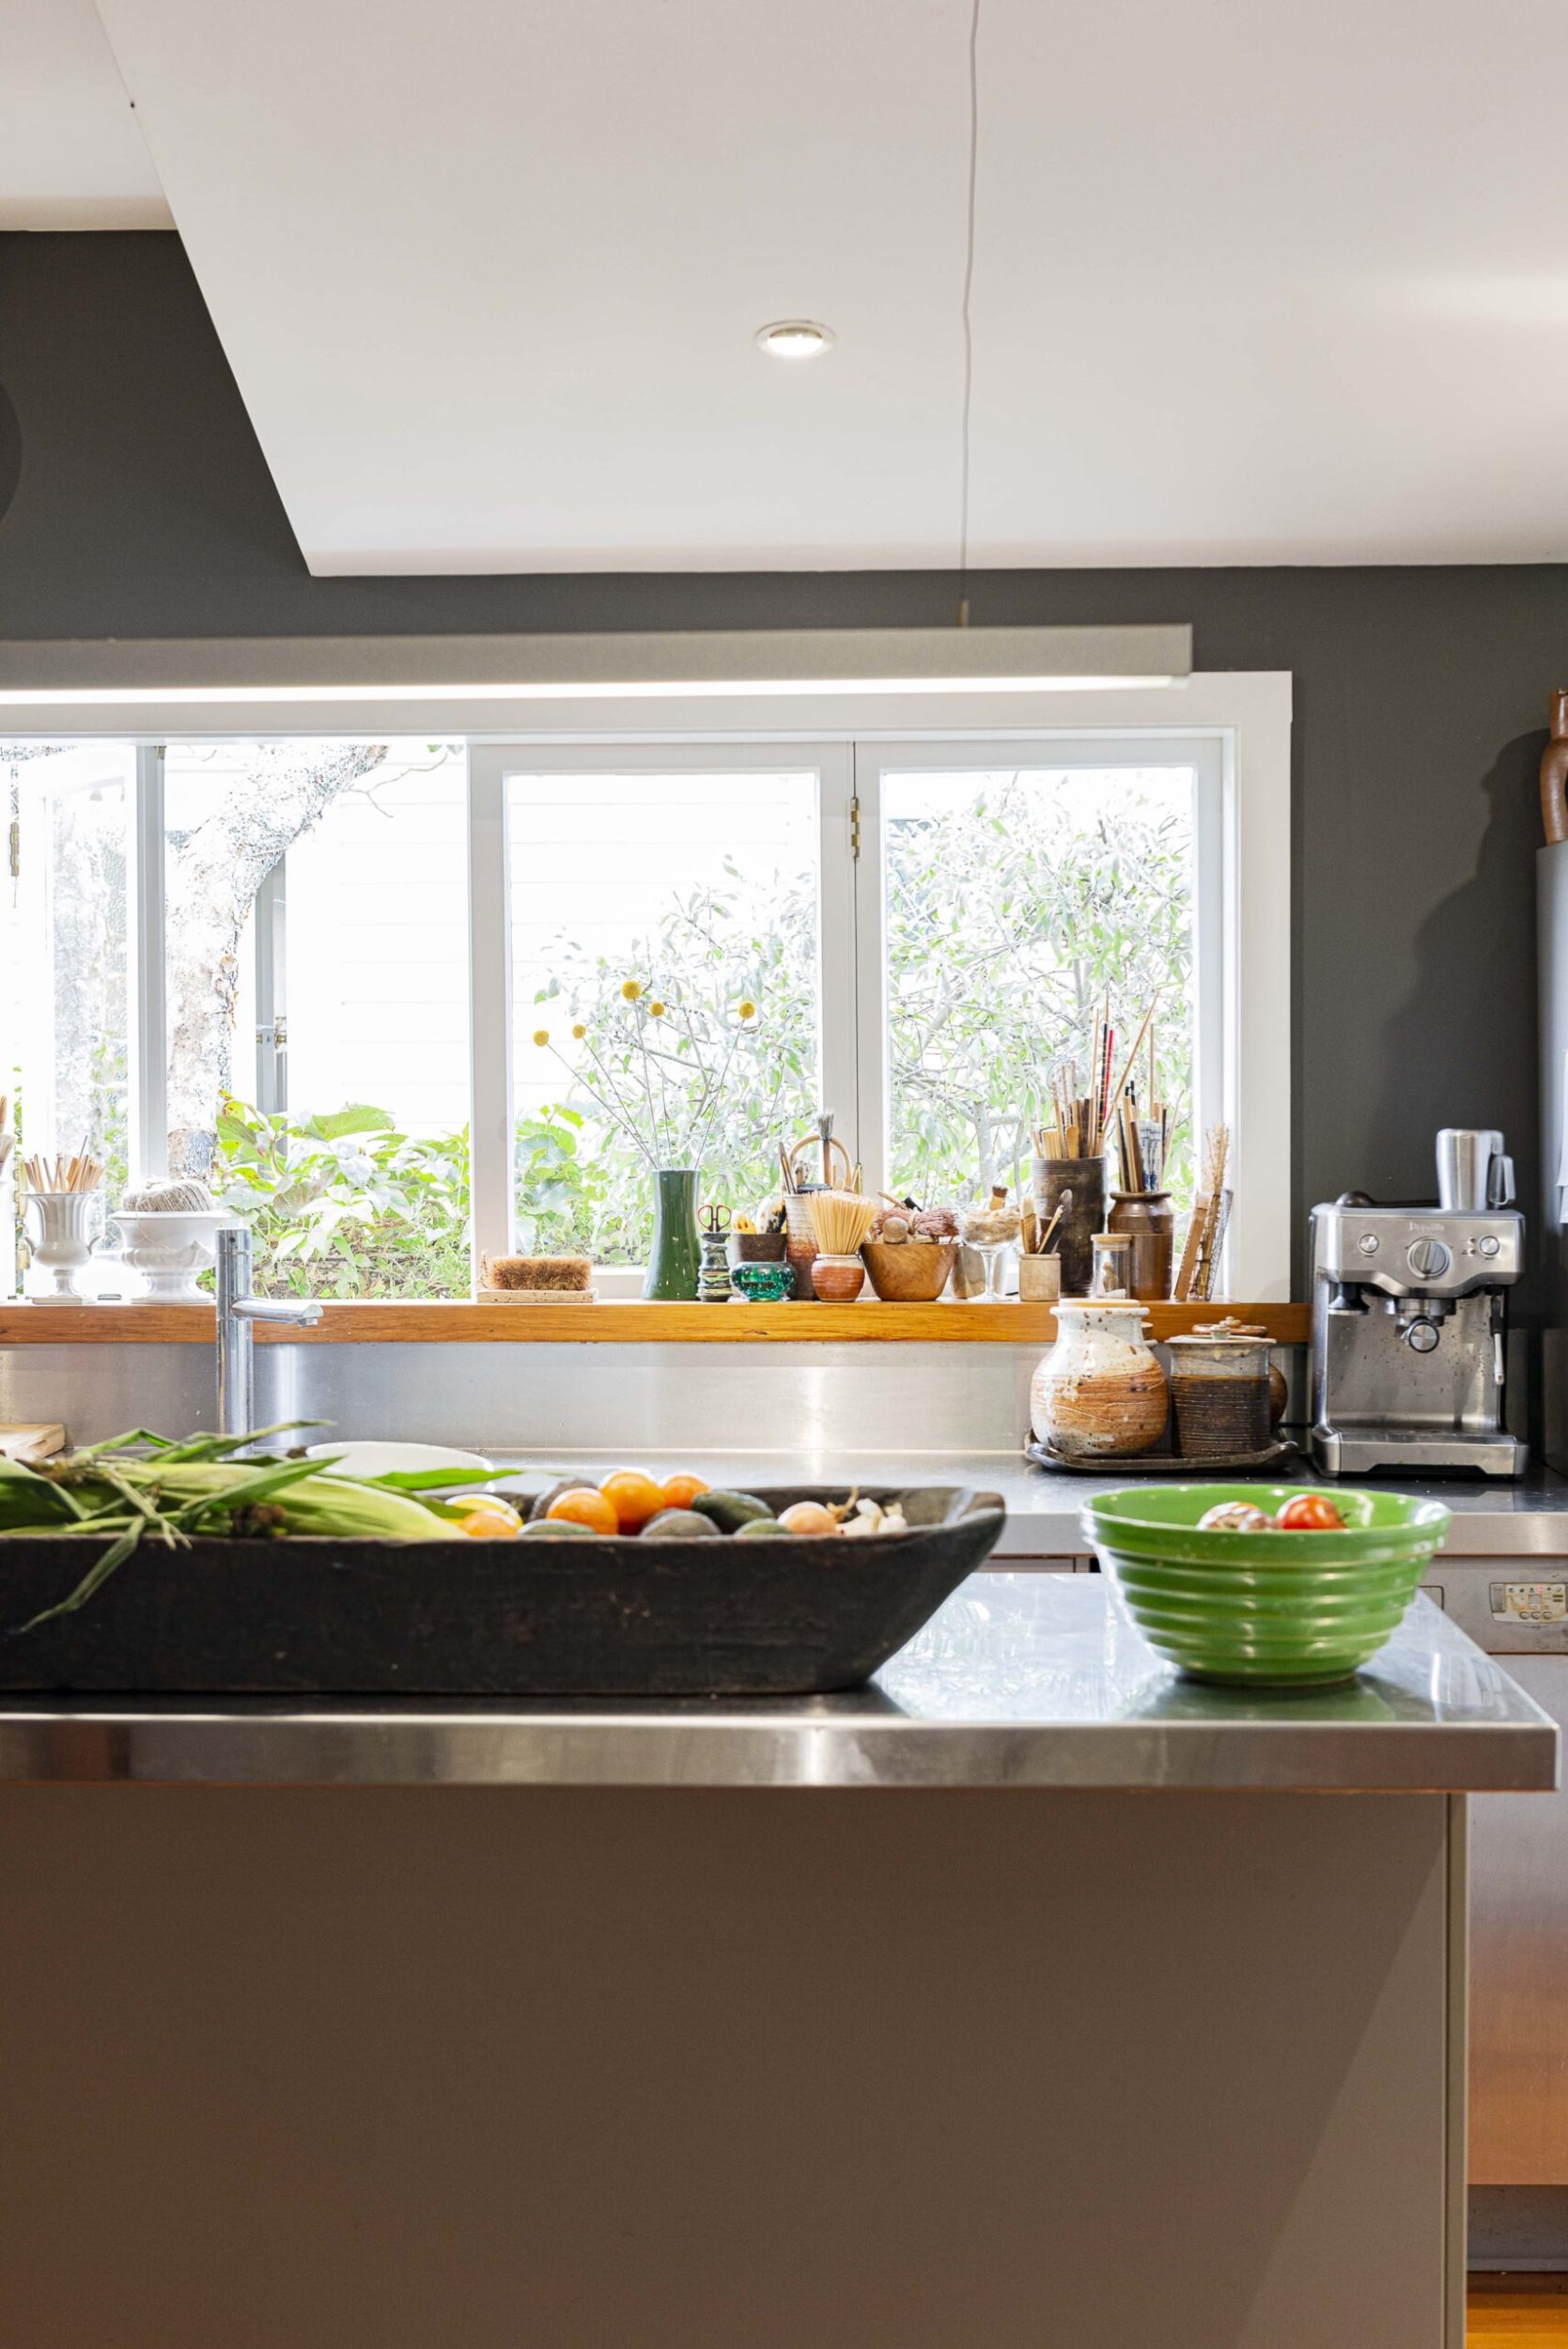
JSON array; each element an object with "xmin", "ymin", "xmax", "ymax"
[{"xmin": 23, "ymin": 1190, "xmax": 97, "ymax": 1300}]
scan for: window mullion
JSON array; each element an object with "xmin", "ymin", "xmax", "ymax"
[
  {"xmin": 130, "ymin": 743, "xmax": 167, "ymax": 1184},
  {"xmin": 253, "ymin": 860, "xmax": 287, "ymax": 1113},
  {"xmin": 815, "ymin": 743, "xmax": 859, "ymax": 1175},
  {"xmin": 466, "ymin": 748, "xmax": 514, "ymax": 1282},
  {"xmin": 849, "ymin": 743, "xmax": 888, "ymax": 1200}
]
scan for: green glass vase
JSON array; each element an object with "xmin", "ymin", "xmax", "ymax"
[{"xmin": 643, "ymin": 1166, "xmax": 701, "ymax": 1300}]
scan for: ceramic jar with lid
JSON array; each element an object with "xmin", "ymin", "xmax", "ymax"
[
  {"xmin": 1030, "ymin": 1299, "xmax": 1169, "ymax": 1460},
  {"xmin": 1166, "ymin": 1330, "xmax": 1273, "ymax": 1458}
]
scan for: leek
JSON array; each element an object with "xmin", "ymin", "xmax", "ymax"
[{"xmin": 1, "ymin": 1427, "xmax": 455, "ymax": 1633}]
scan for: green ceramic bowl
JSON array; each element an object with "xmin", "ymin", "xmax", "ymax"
[{"xmin": 1081, "ymin": 1486, "xmax": 1452, "ymax": 1687}]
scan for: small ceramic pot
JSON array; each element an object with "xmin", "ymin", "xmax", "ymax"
[
  {"xmin": 1030, "ymin": 1299, "xmax": 1169, "ymax": 1460},
  {"xmin": 811, "ymin": 1252, "xmax": 866, "ymax": 1302},
  {"xmin": 730, "ymin": 1230, "xmax": 786, "ymax": 1264},
  {"xmin": 1017, "ymin": 1252, "xmax": 1063, "ymax": 1303}
]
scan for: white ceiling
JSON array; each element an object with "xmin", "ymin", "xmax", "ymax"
[
  {"xmin": 54, "ymin": 2, "xmax": 1568, "ymax": 568},
  {"xmin": 0, "ymin": 0, "xmax": 169, "ymax": 229}
]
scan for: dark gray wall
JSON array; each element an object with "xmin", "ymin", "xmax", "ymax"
[{"xmin": 3, "ymin": 232, "xmax": 1566, "ymax": 1293}]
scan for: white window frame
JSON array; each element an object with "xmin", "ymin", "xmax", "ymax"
[
  {"xmin": 851, "ymin": 731, "xmax": 1226, "ymax": 1218},
  {"xmin": 468, "ymin": 739, "xmax": 856, "ymax": 1292},
  {"xmin": 4, "ymin": 671, "xmax": 1291, "ymax": 1300},
  {"xmin": 465, "ymin": 671, "xmax": 1290, "ymax": 1296}
]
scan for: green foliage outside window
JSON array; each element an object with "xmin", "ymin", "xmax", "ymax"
[{"xmin": 211, "ymin": 782, "xmax": 1194, "ymax": 1294}]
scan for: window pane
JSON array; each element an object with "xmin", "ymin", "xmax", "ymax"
[
  {"xmin": 881, "ymin": 765, "xmax": 1197, "ymax": 1207},
  {"xmin": 3, "ymin": 742, "xmax": 134, "ymax": 1296},
  {"xmin": 506, "ymin": 770, "xmax": 820, "ymax": 1262},
  {"xmin": 163, "ymin": 740, "xmax": 469, "ymax": 1298}
]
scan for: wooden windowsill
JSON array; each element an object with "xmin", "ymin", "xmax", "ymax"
[{"xmin": 0, "ymin": 1299, "xmax": 1311, "ymax": 1346}]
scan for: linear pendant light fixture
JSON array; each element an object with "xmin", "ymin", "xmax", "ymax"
[{"xmin": 0, "ymin": 627, "xmax": 1192, "ymax": 722}]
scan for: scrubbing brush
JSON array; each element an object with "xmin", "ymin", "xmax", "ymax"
[{"xmin": 476, "ymin": 1254, "xmax": 595, "ymax": 1301}]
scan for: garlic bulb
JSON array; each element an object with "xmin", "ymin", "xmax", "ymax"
[{"xmin": 840, "ymin": 1496, "xmax": 911, "ymax": 1539}]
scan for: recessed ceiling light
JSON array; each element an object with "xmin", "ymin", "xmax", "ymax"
[{"xmin": 755, "ymin": 319, "xmax": 834, "ymax": 360}]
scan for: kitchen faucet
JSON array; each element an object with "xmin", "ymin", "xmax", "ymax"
[{"xmin": 215, "ymin": 1225, "xmax": 323, "ymax": 1439}]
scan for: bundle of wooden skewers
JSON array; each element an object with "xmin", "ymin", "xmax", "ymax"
[
  {"xmin": 1035, "ymin": 996, "xmax": 1163, "ymax": 1177},
  {"xmin": 803, "ymin": 1188, "xmax": 878, "ymax": 1256},
  {"xmin": 20, "ymin": 1145, "xmax": 104, "ymax": 1195},
  {"xmin": 1111, "ymin": 1018, "xmax": 1171, "ymax": 1196},
  {"xmin": 1174, "ymin": 1123, "xmax": 1231, "ymax": 1302}
]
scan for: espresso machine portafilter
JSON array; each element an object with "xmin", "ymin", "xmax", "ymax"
[{"xmin": 1310, "ymin": 1130, "xmax": 1527, "ymax": 1477}]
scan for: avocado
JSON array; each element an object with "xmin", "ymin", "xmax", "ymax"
[
  {"xmin": 518, "ymin": 1517, "xmax": 599, "ymax": 1539},
  {"xmin": 732, "ymin": 1517, "xmax": 790, "ymax": 1539},
  {"xmin": 691, "ymin": 1489, "xmax": 773, "ymax": 1532},
  {"xmin": 640, "ymin": 1508, "xmax": 721, "ymax": 1540}
]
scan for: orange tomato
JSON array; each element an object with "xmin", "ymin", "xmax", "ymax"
[
  {"xmin": 546, "ymin": 1486, "xmax": 620, "ymax": 1536},
  {"xmin": 660, "ymin": 1471, "xmax": 711, "ymax": 1512},
  {"xmin": 598, "ymin": 1469, "xmax": 668, "ymax": 1533}
]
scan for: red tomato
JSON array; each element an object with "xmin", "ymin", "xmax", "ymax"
[{"xmin": 1275, "ymin": 1493, "xmax": 1345, "ymax": 1532}]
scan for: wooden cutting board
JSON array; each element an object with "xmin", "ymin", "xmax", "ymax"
[{"xmin": 0, "ymin": 1423, "xmax": 66, "ymax": 1464}]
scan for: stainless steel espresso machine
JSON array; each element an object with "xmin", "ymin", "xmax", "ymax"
[{"xmin": 1311, "ymin": 1128, "xmax": 1527, "ymax": 1476}]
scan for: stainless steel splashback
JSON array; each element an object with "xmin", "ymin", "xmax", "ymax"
[{"xmin": 0, "ymin": 1342, "xmax": 1045, "ymax": 1455}]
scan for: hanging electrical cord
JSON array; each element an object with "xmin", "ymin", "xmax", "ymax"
[{"xmin": 956, "ymin": 0, "xmax": 982, "ymax": 628}]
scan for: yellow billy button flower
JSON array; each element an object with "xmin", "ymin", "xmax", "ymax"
[
  {"xmin": 737, "ymin": 999, "xmax": 757, "ymax": 1020},
  {"xmin": 571, "ymin": 1023, "xmax": 587, "ymax": 1040},
  {"xmin": 532, "ymin": 1028, "xmax": 550, "ymax": 1047},
  {"xmin": 648, "ymin": 1001, "xmax": 666, "ymax": 1019},
  {"xmin": 621, "ymin": 980, "xmax": 643, "ymax": 1002}
]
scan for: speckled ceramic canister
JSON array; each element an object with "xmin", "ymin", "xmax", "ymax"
[{"xmin": 1030, "ymin": 1299, "xmax": 1169, "ymax": 1460}]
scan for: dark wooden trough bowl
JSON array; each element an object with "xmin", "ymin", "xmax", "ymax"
[{"xmin": 0, "ymin": 1485, "xmax": 1006, "ymax": 1698}]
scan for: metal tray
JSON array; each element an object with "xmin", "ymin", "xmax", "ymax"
[
  {"xmin": 1026, "ymin": 1439, "xmax": 1297, "ymax": 1476},
  {"xmin": 0, "ymin": 1485, "xmax": 1004, "ymax": 1698}
]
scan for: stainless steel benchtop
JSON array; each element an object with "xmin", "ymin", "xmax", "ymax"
[
  {"xmin": 479, "ymin": 1450, "xmax": 1568, "ymax": 1558},
  {"xmin": 0, "ymin": 1578, "xmax": 1551, "ymax": 1793}
]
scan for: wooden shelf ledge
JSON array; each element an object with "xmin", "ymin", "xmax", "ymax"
[{"xmin": 0, "ymin": 1299, "xmax": 1312, "ymax": 1346}]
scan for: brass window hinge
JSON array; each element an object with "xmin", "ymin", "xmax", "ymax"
[{"xmin": 850, "ymin": 793, "xmax": 862, "ymax": 861}]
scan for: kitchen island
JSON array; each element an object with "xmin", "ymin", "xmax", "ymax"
[{"xmin": 0, "ymin": 1576, "xmax": 1552, "ymax": 2349}]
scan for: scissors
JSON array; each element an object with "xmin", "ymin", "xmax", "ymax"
[{"xmin": 701, "ymin": 1203, "xmax": 731, "ymax": 1237}]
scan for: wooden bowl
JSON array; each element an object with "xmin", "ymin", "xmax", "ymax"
[{"xmin": 861, "ymin": 1238, "xmax": 958, "ymax": 1302}]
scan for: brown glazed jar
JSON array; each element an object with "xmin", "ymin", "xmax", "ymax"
[
  {"xmin": 1107, "ymin": 1190, "xmax": 1174, "ymax": 1302},
  {"xmin": 1541, "ymin": 688, "xmax": 1568, "ymax": 846}
]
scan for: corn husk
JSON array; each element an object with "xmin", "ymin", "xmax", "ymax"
[{"xmin": 0, "ymin": 1424, "xmax": 454, "ymax": 1630}]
